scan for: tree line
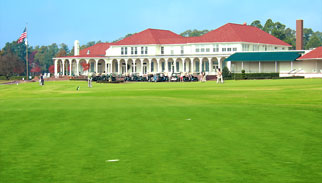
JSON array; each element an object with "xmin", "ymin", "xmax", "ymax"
[{"xmin": 0, "ymin": 19, "xmax": 321, "ymax": 77}]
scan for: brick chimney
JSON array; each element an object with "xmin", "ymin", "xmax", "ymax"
[{"xmin": 296, "ymin": 20, "xmax": 303, "ymax": 50}]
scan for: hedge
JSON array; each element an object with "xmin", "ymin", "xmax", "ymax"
[
  {"xmin": 224, "ymin": 73, "xmax": 305, "ymax": 80},
  {"xmin": 0, "ymin": 76, "xmax": 31, "ymax": 80}
]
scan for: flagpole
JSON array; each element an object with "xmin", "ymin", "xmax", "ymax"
[{"xmin": 26, "ymin": 24, "xmax": 28, "ymax": 79}]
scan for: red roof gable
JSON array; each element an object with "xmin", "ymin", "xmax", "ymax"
[
  {"xmin": 79, "ymin": 43, "xmax": 112, "ymax": 57},
  {"xmin": 298, "ymin": 46, "xmax": 322, "ymax": 60},
  {"xmin": 197, "ymin": 23, "xmax": 291, "ymax": 46},
  {"xmin": 55, "ymin": 43, "xmax": 113, "ymax": 58},
  {"xmin": 113, "ymin": 28, "xmax": 184, "ymax": 45}
]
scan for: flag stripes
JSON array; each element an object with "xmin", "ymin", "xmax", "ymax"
[{"xmin": 18, "ymin": 27, "xmax": 27, "ymax": 43}]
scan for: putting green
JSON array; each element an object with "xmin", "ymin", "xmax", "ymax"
[{"xmin": 0, "ymin": 79, "xmax": 321, "ymax": 183}]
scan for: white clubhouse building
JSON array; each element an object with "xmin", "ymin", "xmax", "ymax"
[{"xmin": 53, "ymin": 22, "xmax": 322, "ymax": 78}]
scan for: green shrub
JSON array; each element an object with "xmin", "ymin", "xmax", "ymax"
[
  {"xmin": 222, "ymin": 66, "xmax": 231, "ymax": 79},
  {"xmin": 10, "ymin": 76, "xmax": 29, "ymax": 80},
  {"xmin": 231, "ymin": 73, "xmax": 279, "ymax": 80},
  {"xmin": 0, "ymin": 76, "xmax": 9, "ymax": 80}
]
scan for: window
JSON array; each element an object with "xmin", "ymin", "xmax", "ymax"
[
  {"xmin": 242, "ymin": 44, "xmax": 249, "ymax": 51},
  {"xmin": 201, "ymin": 48, "xmax": 205, "ymax": 52},
  {"xmin": 264, "ymin": 45, "xmax": 267, "ymax": 51},
  {"xmin": 145, "ymin": 47, "xmax": 148, "ymax": 54},
  {"xmin": 168, "ymin": 62, "xmax": 172, "ymax": 71},
  {"xmin": 213, "ymin": 48, "xmax": 219, "ymax": 52},
  {"xmin": 227, "ymin": 48, "xmax": 232, "ymax": 52},
  {"xmin": 222, "ymin": 48, "xmax": 226, "ymax": 52},
  {"xmin": 213, "ymin": 44, "xmax": 219, "ymax": 52},
  {"xmin": 161, "ymin": 47, "xmax": 164, "ymax": 54},
  {"xmin": 135, "ymin": 47, "xmax": 138, "ymax": 54},
  {"xmin": 87, "ymin": 50, "xmax": 90, "ymax": 55},
  {"xmin": 233, "ymin": 48, "xmax": 237, "ymax": 51},
  {"xmin": 131, "ymin": 47, "xmax": 134, "ymax": 54},
  {"xmin": 125, "ymin": 47, "xmax": 128, "ymax": 55},
  {"xmin": 275, "ymin": 47, "xmax": 278, "ymax": 50},
  {"xmin": 171, "ymin": 50, "xmax": 174, "ymax": 55},
  {"xmin": 90, "ymin": 62, "xmax": 94, "ymax": 72},
  {"xmin": 196, "ymin": 48, "xmax": 200, "ymax": 52},
  {"xmin": 253, "ymin": 45, "xmax": 259, "ymax": 51},
  {"xmin": 121, "ymin": 47, "xmax": 124, "ymax": 55},
  {"xmin": 206, "ymin": 48, "xmax": 210, "ymax": 52},
  {"xmin": 181, "ymin": 46, "xmax": 184, "ymax": 54},
  {"xmin": 141, "ymin": 47, "xmax": 144, "ymax": 54}
]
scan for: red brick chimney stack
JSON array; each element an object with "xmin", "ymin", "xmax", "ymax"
[{"xmin": 296, "ymin": 20, "xmax": 303, "ymax": 50}]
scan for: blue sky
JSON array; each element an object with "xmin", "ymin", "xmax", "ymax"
[{"xmin": 0, "ymin": 0, "xmax": 321, "ymax": 49}]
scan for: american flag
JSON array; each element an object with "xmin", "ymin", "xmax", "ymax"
[{"xmin": 17, "ymin": 27, "xmax": 27, "ymax": 43}]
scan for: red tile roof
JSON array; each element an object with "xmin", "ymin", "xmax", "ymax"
[
  {"xmin": 56, "ymin": 43, "xmax": 113, "ymax": 58},
  {"xmin": 193, "ymin": 23, "xmax": 291, "ymax": 46},
  {"xmin": 56, "ymin": 23, "xmax": 291, "ymax": 59},
  {"xmin": 79, "ymin": 43, "xmax": 112, "ymax": 57},
  {"xmin": 113, "ymin": 23, "xmax": 291, "ymax": 46},
  {"xmin": 298, "ymin": 46, "xmax": 322, "ymax": 60},
  {"xmin": 113, "ymin": 28, "xmax": 184, "ymax": 45}
]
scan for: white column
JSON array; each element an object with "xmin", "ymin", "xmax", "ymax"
[
  {"xmin": 86, "ymin": 59, "xmax": 89, "ymax": 75},
  {"xmin": 208, "ymin": 58, "xmax": 212, "ymax": 73},
  {"xmin": 165, "ymin": 59, "xmax": 168, "ymax": 73},
  {"xmin": 76, "ymin": 60, "xmax": 79, "ymax": 76},
  {"xmin": 291, "ymin": 61, "xmax": 293, "ymax": 70},
  {"xmin": 227, "ymin": 61, "xmax": 231, "ymax": 72},
  {"xmin": 117, "ymin": 60, "xmax": 121, "ymax": 74},
  {"xmin": 140, "ymin": 60, "xmax": 143, "ymax": 75},
  {"xmin": 157, "ymin": 59, "xmax": 160, "ymax": 73},
  {"xmin": 242, "ymin": 61, "xmax": 244, "ymax": 70},
  {"xmin": 104, "ymin": 60, "xmax": 108, "ymax": 74},
  {"xmin": 62, "ymin": 61, "xmax": 65, "ymax": 76},
  {"xmin": 259, "ymin": 61, "xmax": 261, "ymax": 73},
  {"xmin": 275, "ymin": 61, "xmax": 277, "ymax": 72},
  {"xmin": 199, "ymin": 58, "xmax": 203, "ymax": 73},
  {"xmin": 217, "ymin": 57, "xmax": 222, "ymax": 69},
  {"xmin": 191, "ymin": 59, "xmax": 194, "ymax": 73},
  {"xmin": 125, "ymin": 59, "xmax": 128, "ymax": 74},
  {"xmin": 69, "ymin": 60, "xmax": 72, "ymax": 76},
  {"xmin": 54, "ymin": 60, "xmax": 58, "ymax": 78},
  {"xmin": 149, "ymin": 59, "xmax": 152, "ymax": 73},
  {"xmin": 109, "ymin": 63, "xmax": 112, "ymax": 74},
  {"xmin": 95, "ymin": 60, "xmax": 98, "ymax": 73},
  {"xmin": 134, "ymin": 61, "xmax": 136, "ymax": 73},
  {"xmin": 174, "ymin": 60, "xmax": 177, "ymax": 73}
]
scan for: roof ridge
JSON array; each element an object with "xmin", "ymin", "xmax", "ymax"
[
  {"xmin": 147, "ymin": 29, "xmax": 161, "ymax": 44},
  {"xmin": 226, "ymin": 23, "xmax": 244, "ymax": 42}
]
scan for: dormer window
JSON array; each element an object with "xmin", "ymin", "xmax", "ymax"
[{"xmin": 87, "ymin": 50, "xmax": 90, "ymax": 55}]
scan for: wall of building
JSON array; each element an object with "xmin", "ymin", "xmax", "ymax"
[
  {"xmin": 106, "ymin": 42, "xmax": 289, "ymax": 57},
  {"xmin": 231, "ymin": 61, "xmax": 276, "ymax": 73},
  {"xmin": 294, "ymin": 60, "xmax": 321, "ymax": 73},
  {"xmin": 279, "ymin": 62, "xmax": 292, "ymax": 73},
  {"xmin": 261, "ymin": 62, "xmax": 276, "ymax": 72}
]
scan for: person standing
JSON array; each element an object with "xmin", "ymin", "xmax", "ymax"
[
  {"xmin": 40, "ymin": 74, "xmax": 44, "ymax": 85},
  {"xmin": 88, "ymin": 73, "xmax": 92, "ymax": 88},
  {"xmin": 217, "ymin": 68, "xmax": 223, "ymax": 84},
  {"xmin": 202, "ymin": 72, "xmax": 207, "ymax": 82}
]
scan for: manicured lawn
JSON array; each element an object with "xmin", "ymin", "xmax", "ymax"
[{"xmin": 0, "ymin": 79, "xmax": 321, "ymax": 183}]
